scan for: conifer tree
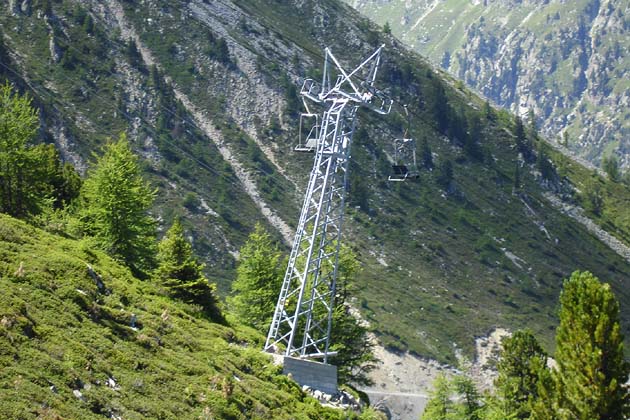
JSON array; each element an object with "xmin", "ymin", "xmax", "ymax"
[
  {"xmin": 536, "ymin": 143, "xmax": 555, "ymax": 181},
  {"xmin": 453, "ymin": 375, "xmax": 483, "ymax": 420},
  {"xmin": 420, "ymin": 372, "xmax": 485, "ymax": 420},
  {"xmin": 552, "ymin": 271, "xmax": 629, "ymax": 419},
  {"xmin": 0, "ymin": 83, "xmax": 48, "ymax": 217},
  {"xmin": 437, "ymin": 159, "xmax": 454, "ymax": 189},
  {"xmin": 421, "ymin": 374, "xmax": 455, "ymax": 420},
  {"xmin": 329, "ymin": 246, "xmax": 377, "ymax": 385},
  {"xmin": 79, "ymin": 134, "xmax": 157, "ymax": 273},
  {"xmin": 156, "ymin": 219, "xmax": 221, "ymax": 321},
  {"xmin": 420, "ymin": 137, "xmax": 433, "ymax": 169},
  {"xmin": 228, "ymin": 224, "xmax": 283, "ymax": 331},
  {"xmin": 602, "ymin": 155, "xmax": 621, "ymax": 182},
  {"xmin": 513, "ymin": 163, "xmax": 521, "ymax": 192},
  {"xmin": 514, "ymin": 116, "xmax": 533, "ymax": 162},
  {"xmin": 495, "ymin": 330, "xmax": 547, "ymax": 419}
]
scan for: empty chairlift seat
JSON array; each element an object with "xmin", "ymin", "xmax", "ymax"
[
  {"xmin": 296, "ymin": 113, "xmax": 319, "ymax": 153},
  {"xmin": 388, "ymin": 138, "xmax": 419, "ymax": 181}
]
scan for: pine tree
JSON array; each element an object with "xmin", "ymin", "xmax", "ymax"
[
  {"xmin": 156, "ymin": 219, "xmax": 221, "ymax": 321},
  {"xmin": 495, "ymin": 330, "xmax": 547, "ymax": 419},
  {"xmin": 39, "ymin": 143, "xmax": 82, "ymax": 209},
  {"xmin": 79, "ymin": 134, "xmax": 157, "ymax": 273},
  {"xmin": 552, "ymin": 271, "xmax": 629, "ymax": 419},
  {"xmin": 228, "ymin": 224, "xmax": 283, "ymax": 331}
]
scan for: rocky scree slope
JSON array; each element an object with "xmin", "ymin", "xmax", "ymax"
[
  {"xmin": 348, "ymin": 0, "xmax": 630, "ymax": 168},
  {"xmin": 3, "ymin": 0, "xmax": 630, "ymax": 365}
]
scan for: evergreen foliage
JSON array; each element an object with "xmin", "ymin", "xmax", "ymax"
[
  {"xmin": 40, "ymin": 143, "xmax": 82, "ymax": 209},
  {"xmin": 464, "ymin": 112, "xmax": 484, "ymax": 161},
  {"xmin": 0, "ymin": 83, "xmax": 45, "ymax": 217},
  {"xmin": 602, "ymin": 155, "xmax": 621, "ymax": 182},
  {"xmin": 514, "ymin": 116, "xmax": 533, "ymax": 162},
  {"xmin": 420, "ymin": 373, "xmax": 483, "ymax": 420},
  {"xmin": 420, "ymin": 137, "xmax": 434, "ymax": 169},
  {"xmin": 156, "ymin": 218, "xmax": 222, "ymax": 321},
  {"xmin": 125, "ymin": 39, "xmax": 146, "ymax": 73},
  {"xmin": 228, "ymin": 224, "xmax": 283, "ymax": 331},
  {"xmin": 513, "ymin": 163, "xmax": 521, "ymax": 192},
  {"xmin": 0, "ymin": 84, "xmax": 79, "ymax": 218},
  {"xmin": 430, "ymin": 78, "xmax": 450, "ymax": 134},
  {"xmin": 550, "ymin": 271, "xmax": 629, "ymax": 419},
  {"xmin": 495, "ymin": 330, "xmax": 547, "ymax": 419},
  {"xmin": 421, "ymin": 374, "xmax": 454, "ymax": 420},
  {"xmin": 453, "ymin": 375, "xmax": 483, "ymax": 420},
  {"xmin": 536, "ymin": 144, "xmax": 556, "ymax": 181},
  {"xmin": 329, "ymin": 247, "xmax": 377, "ymax": 386},
  {"xmin": 78, "ymin": 134, "xmax": 157, "ymax": 274},
  {"xmin": 583, "ymin": 178, "xmax": 604, "ymax": 216},
  {"xmin": 437, "ymin": 159, "xmax": 454, "ymax": 189}
]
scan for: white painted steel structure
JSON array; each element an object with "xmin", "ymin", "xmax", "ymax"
[{"xmin": 265, "ymin": 45, "xmax": 391, "ymax": 362}]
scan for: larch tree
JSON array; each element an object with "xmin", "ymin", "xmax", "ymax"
[
  {"xmin": 79, "ymin": 134, "xmax": 157, "ymax": 274},
  {"xmin": 228, "ymin": 223, "xmax": 284, "ymax": 331},
  {"xmin": 552, "ymin": 271, "xmax": 629, "ymax": 419},
  {"xmin": 0, "ymin": 83, "xmax": 47, "ymax": 217},
  {"xmin": 421, "ymin": 374, "xmax": 458, "ymax": 420},
  {"xmin": 156, "ymin": 218, "xmax": 222, "ymax": 321},
  {"xmin": 0, "ymin": 84, "xmax": 80, "ymax": 218}
]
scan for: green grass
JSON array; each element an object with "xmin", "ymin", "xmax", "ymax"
[{"xmin": 0, "ymin": 215, "xmax": 361, "ymax": 419}]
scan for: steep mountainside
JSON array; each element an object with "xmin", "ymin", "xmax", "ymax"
[
  {"xmin": 3, "ymin": 0, "xmax": 630, "ymax": 366},
  {"xmin": 347, "ymin": 0, "xmax": 630, "ymax": 167},
  {"xmin": 0, "ymin": 215, "xmax": 364, "ymax": 419}
]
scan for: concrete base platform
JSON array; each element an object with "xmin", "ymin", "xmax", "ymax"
[{"xmin": 283, "ymin": 356, "xmax": 338, "ymax": 395}]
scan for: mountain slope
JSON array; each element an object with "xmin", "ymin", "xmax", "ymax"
[
  {"xmin": 2, "ymin": 0, "xmax": 630, "ymax": 366},
  {"xmin": 348, "ymin": 0, "xmax": 630, "ymax": 168},
  {"xmin": 0, "ymin": 214, "xmax": 358, "ymax": 419}
]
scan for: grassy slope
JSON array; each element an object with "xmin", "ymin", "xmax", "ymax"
[
  {"xmin": 0, "ymin": 215, "xmax": 356, "ymax": 419},
  {"xmin": 3, "ymin": 0, "xmax": 630, "ymax": 366}
]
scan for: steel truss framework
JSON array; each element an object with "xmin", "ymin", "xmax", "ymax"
[{"xmin": 265, "ymin": 45, "xmax": 391, "ymax": 362}]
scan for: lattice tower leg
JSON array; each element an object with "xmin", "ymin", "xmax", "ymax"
[{"xmin": 265, "ymin": 98, "xmax": 357, "ymax": 362}]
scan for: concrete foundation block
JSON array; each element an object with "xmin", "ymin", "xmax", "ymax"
[{"xmin": 283, "ymin": 356, "xmax": 338, "ymax": 395}]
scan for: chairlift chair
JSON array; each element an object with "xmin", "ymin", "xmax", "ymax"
[
  {"xmin": 295, "ymin": 113, "xmax": 319, "ymax": 152},
  {"xmin": 388, "ymin": 138, "xmax": 419, "ymax": 181}
]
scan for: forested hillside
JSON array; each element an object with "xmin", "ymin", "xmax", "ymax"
[{"xmin": 3, "ymin": 0, "xmax": 630, "ymax": 368}]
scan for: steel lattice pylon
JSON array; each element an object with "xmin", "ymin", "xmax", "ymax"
[{"xmin": 265, "ymin": 45, "xmax": 391, "ymax": 362}]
